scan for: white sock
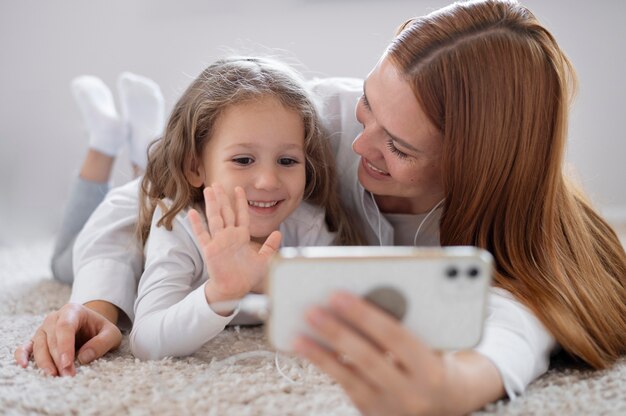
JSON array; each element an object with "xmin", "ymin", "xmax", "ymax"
[
  {"xmin": 117, "ymin": 72, "xmax": 165, "ymax": 170},
  {"xmin": 71, "ymin": 76, "xmax": 127, "ymax": 156}
]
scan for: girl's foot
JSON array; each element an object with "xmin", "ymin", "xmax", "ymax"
[
  {"xmin": 71, "ymin": 76, "xmax": 127, "ymax": 157},
  {"xmin": 117, "ymin": 72, "xmax": 165, "ymax": 171}
]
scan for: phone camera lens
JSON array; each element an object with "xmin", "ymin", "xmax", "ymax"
[
  {"xmin": 445, "ymin": 267, "xmax": 459, "ymax": 279},
  {"xmin": 467, "ymin": 267, "xmax": 480, "ymax": 278}
]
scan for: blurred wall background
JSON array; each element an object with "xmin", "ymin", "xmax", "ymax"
[{"xmin": 1, "ymin": 0, "xmax": 625, "ymax": 245}]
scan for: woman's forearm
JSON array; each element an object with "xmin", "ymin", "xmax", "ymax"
[{"xmin": 442, "ymin": 350, "xmax": 505, "ymax": 414}]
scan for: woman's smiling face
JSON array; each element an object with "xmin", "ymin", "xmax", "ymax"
[{"xmin": 352, "ymin": 56, "xmax": 445, "ymax": 214}]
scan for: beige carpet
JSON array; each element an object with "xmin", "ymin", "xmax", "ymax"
[{"xmin": 1, "ymin": 240, "xmax": 625, "ymax": 415}]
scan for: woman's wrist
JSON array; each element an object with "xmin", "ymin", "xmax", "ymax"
[
  {"xmin": 83, "ymin": 300, "xmax": 119, "ymax": 324},
  {"xmin": 439, "ymin": 351, "xmax": 505, "ymax": 415}
]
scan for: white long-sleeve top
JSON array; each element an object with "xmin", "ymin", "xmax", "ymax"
[
  {"xmin": 129, "ymin": 201, "xmax": 335, "ymax": 360},
  {"xmin": 71, "ymin": 76, "xmax": 556, "ymax": 398}
]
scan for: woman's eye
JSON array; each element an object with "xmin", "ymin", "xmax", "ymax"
[
  {"xmin": 386, "ymin": 140, "xmax": 409, "ymax": 159},
  {"xmin": 360, "ymin": 94, "xmax": 371, "ymax": 111},
  {"xmin": 233, "ymin": 157, "xmax": 254, "ymax": 165},
  {"xmin": 278, "ymin": 157, "xmax": 298, "ymax": 166}
]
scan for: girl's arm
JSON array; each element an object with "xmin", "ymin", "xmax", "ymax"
[
  {"xmin": 129, "ymin": 203, "xmax": 235, "ymax": 360},
  {"xmin": 130, "ymin": 185, "xmax": 281, "ymax": 360}
]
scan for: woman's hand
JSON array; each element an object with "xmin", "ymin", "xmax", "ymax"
[
  {"xmin": 188, "ymin": 184, "xmax": 281, "ymax": 311},
  {"xmin": 293, "ymin": 291, "xmax": 504, "ymax": 415},
  {"xmin": 14, "ymin": 302, "xmax": 122, "ymax": 376}
]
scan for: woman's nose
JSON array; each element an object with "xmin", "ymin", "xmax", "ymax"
[{"xmin": 352, "ymin": 128, "xmax": 380, "ymax": 160}]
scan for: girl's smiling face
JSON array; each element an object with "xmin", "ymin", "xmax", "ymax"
[{"xmin": 196, "ymin": 95, "xmax": 306, "ymax": 240}]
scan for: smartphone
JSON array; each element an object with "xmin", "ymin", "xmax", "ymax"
[{"xmin": 267, "ymin": 246, "xmax": 493, "ymax": 352}]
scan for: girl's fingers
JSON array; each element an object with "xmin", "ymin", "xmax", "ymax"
[
  {"xmin": 14, "ymin": 340, "xmax": 34, "ymax": 368},
  {"xmin": 234, "ymin": 187, "xmax": 249, "ymax": 228},
  {"xmin": 188, "ymin": 209, "xmax": 211, "ymax": 247},
  {"xmin": 32, "ymin": 330, "xmax": 58, "ymax": 376},
  {"xmin": 327, "ymin": 291, "xmax": 431, "ymax": 375},
  {"xmin": 204, "ymin": 187, "xmax": 224, "ymax": 234},
  {"xmin": 259, "ymin": 230, "xmax": 282, "ymax": 258},
  {"xmin": 294, "ymin": 336, "xmax": 378, "ymax": 413},
  {"xmin": 212, "ymin": 184, "xmax": 235, "ymax": 227},
  {"xmin": 303, "ymin": 306, "xmax": 409, "ymax": 392}
]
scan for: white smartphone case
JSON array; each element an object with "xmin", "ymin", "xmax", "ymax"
[{"xmin": 268, "ymin": 246, "xmax": 493, "ymax": 352}]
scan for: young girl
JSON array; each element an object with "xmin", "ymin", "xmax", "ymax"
[{"xmin": 128, "ymin": 56, "xmax": 363, "ymax": 360}]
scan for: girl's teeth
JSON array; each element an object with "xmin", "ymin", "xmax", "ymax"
[{"xmin": 248, "ymin": 200, "xmax": 278, "ymax": 208}]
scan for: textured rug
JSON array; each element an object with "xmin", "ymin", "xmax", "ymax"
[{"xmin": 1, "ymin": 241, "xmax": 625, "ymax": 415}]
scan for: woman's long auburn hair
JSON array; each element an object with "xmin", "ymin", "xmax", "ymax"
[
  {"xmin": 137, "ymin": 57, "xmax": 364, "ymax": 246},
  {"xmin": 388, "ymin": 0, "xmax": 626, "ymax": 369}
]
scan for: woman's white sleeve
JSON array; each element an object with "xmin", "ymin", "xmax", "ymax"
[
  {"xmin": 307, "ymin": 77, "xmax": 363, "ymax": 159},
  {"xmin": 70, "ymin": 178, "xmax": 144, "ymax": 329},
  {"xmin": 129, "ymin": 208, "xmax": 236, "ymax": 360},
  {"xmin": 473, "ymin": 287, "xmax": 557, "ymax": 399}
]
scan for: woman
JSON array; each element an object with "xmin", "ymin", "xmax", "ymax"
[
  {"xmin": 16, "ymin": 1, "xmax": 626, "ymax": 414},
  {"xmin": 293, "ymin": 1, "xmax": 626, "ymax": 413}
]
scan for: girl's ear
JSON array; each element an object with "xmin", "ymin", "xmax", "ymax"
[{"xmin": 184, "ymin": 157, "xmax": 205, "ymax": 188}]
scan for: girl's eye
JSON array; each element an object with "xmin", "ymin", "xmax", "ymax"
[
  {"xmin": 233, "ymin": 157, "xmax": 254, "ymax": 165},
  {"xmin": 386, "ymin": 140, "xmax": 409, "ymax": 160},
  {"xmin": 278, "ymin": 157, "xmax": 298, "ymax": 166}
]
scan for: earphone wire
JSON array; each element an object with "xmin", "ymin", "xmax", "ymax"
[
  {"xmin": 413, "ymin": 198, "xmax": 445, "ymax": 246},
  {"xmin": 360, "ymin": 187, "xmax": 384, "ymax": 246}
]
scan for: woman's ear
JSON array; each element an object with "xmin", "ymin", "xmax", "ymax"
[{"xmin": 184, "ymin": 157, "xmax": 205, "ymax": 188}]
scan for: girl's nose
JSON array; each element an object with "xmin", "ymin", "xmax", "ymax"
[{"xmin": 254, "ymin": 167, "xmax": 281, "ymax": 191}]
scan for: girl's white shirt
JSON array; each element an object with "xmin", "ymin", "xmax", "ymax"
[
  {"xmin": 70, "ymin": 77, "xmax": 555, "ymax": 398},
  {"xmin": 129, "ymin": 200, "xmax": 334, "ymax": 360}
]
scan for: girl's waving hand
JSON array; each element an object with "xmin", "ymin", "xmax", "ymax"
[{"xmin": 188, "ymin": 184, "xmax": 281, "ymax": 313}]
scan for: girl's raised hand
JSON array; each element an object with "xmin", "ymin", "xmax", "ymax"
[{"xmin": 188, "ymin": 184, "xmax": 281, "ymax": 312}]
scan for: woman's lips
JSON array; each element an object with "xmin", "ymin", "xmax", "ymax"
[{"xmin": 361, "ymin": 157, "xmax": 390, "ymax": 179}]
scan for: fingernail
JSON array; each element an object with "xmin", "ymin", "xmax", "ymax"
[
  {"xmin": 330, "ymin": 292, "xmax": 353, "ymax": 311},
  {"xmin": 44, "ymin": 367, "xmax": 56, "ymax": 377},
  {"xmin": 78, "ymin": 349, "xmax": 95, "ymax": 365},
  {"xmin": 61, "ymin": 353, "xmax": 70, "ymax": 369}
]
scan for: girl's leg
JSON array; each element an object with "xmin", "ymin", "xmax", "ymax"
[
  {"xmin": 51, "ymin": 73, "xmax": 164, "ymax": 283},
  {"xmin": 51, "ymin": 77, "xmax": 126, "ymax": 284},
  {"xmin": 50, "ymin": 156, "xmax": 112, "ymax": 284}
]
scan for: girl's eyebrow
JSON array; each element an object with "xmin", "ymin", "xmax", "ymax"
[
  {"xmin": 363, "ymin": 82, "xmax": 419, "ymax": 153},
  {"xmin": 224, "ymin": 143, "xmax": 304, "ymax": 151}
]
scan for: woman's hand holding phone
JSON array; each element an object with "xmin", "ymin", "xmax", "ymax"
[{"xmin": 294, "ymin": 291, "xmax": 503, "ymax": 415}]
